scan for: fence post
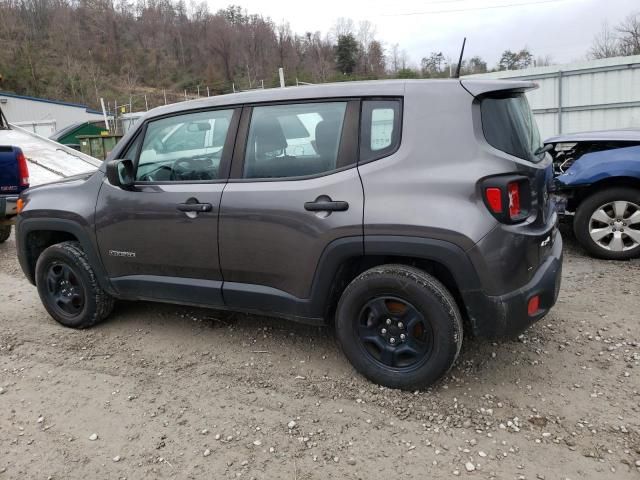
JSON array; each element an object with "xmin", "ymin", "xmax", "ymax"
[{"xmin": 558, "ymin": 70, "xmax": 564, "ymax": 134}]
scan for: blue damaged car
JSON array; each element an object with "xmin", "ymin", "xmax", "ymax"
[{"xmin": 546, "ymin": 129, "xmax": 640, "ymax": 260}]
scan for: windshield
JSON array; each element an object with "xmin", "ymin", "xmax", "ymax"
[{"xmin": 481, "ymin": 93, "xmax": 543, "ymax": 163}]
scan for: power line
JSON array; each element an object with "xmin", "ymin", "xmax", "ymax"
[{"xmin": 375, "ymin": 0, "xmax": 575, "ymax": 17}]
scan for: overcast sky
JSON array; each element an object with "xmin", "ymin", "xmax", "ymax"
[{"xmin": 220, "ymin": 0, "xmax": 638, "ymax": 68}]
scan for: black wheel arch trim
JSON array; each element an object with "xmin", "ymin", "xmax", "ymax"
[
  {"xmin": 306, "ymin": 234, "xmax": 484, "ymax": 319},
  {"xmin": 222, "ymin": 235, "xmax": 484, "ymax": 324},
  {"xmin": 16, "ymin": 217, "xmax": 115, "ymax": 294}
]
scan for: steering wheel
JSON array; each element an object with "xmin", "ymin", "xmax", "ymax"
[
  {"xmin": 170, "ymin": 157, "xmax": 216, "ymax": 181},
  {"xmin": 139, "ymin": 164, "xmax": 173, "ymax": 182}
]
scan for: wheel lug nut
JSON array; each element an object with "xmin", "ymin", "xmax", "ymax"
[
  {"xmin": 390, "ymin": 337, "xmax": 396, "ymax": 344},
  {"xmin": 381, "ymin": 328, "xmax": 387, "ymax": 335},
  {"xmin": 386, "ymin": 319, "xmax": 392, "ymax": 325},
  {"xmin": 400, "ymin": 334, "xmax": 406, "ymax": 341},
  {"xmin": 398, "ymin": 322, "xmax": 404, "ymax": 329}
]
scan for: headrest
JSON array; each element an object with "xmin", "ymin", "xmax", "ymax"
[
  {"xmin": 254, "ymin": 119, "xmax": 287, "ymax": 157},
  {"xmin": 315, "ymin": 119, "xmax": 340, "ymax": 158}
]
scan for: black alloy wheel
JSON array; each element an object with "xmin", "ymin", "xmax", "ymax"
[
  {"xmin": 44, "ymin": 261, "xmax": 86, "ymax": 318},
  {"xmin": 356, "ymin": 296, "xmax": 433, "ymax": 370}
]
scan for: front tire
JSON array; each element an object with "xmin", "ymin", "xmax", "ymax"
[
  {"xmin": 35, "ymin": 241, "xmax": 114, "ymax": 328},
  {"xmin": 574, "ymin": 187, "xmax": 640, "ymax": 260},
  {"xmin": 335, "ymin": 264, "xmax": 463, "ymax": 390},
  {"xmin": 0, "ymin": 225, "xmax": 11, "ymax": 243}
]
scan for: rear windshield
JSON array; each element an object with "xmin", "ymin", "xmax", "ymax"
[{"xmin": 481, "ymin": 93, "xmax": 543, "ymax": 163}]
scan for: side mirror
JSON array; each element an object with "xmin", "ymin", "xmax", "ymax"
[{"xmin": 106, "ymin": 159, "xmax": 135, "ymax": 189}]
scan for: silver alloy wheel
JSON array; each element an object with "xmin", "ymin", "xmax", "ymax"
[{"xmin": 589, "ymin": 200, "xmax": 640, "ymax": 252}]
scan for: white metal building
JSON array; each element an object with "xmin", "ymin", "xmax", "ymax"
[
  {"xmin": 466, "ymin": 55, "xmax": 640, "ymax": 140},
  {"xmin": 0, "ymin": 91, "xmax": 104, "ymax": 136}
]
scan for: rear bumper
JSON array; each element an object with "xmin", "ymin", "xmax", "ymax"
[
  {"xmin": 463, "ymin": 230, "xmax": 563, "ymax": 338},
  {"xmin": 0, "ymin": 196, "xmax": 18, "ymax": 224}
]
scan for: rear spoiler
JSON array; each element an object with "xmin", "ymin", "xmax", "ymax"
[{"xmin": 460, "ymin": 79, "xmax": 538, "ymax": 98}]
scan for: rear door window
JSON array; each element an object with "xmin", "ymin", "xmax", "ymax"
[{"xmin": 481, "ymin": 94, "xmax": 543, "ymax": 162}]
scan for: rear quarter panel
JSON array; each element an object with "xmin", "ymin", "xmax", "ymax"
[
  {"xmin": 359, "ymin": 81, "xmax": 556, "ymax": 295},
  {"xmin": 359, "ymin": 81, "xmax": 541, "ymax": 249}
]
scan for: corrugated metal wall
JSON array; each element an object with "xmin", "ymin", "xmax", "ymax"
[{"xmin": 466, "ymin": 55, "xmax": 640, "ymax": 140}]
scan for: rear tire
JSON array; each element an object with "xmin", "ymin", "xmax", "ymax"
[
  {"xmin": 35, "ymin": 241, "xmax": 114, "ymax": 328},
  {"xmin": 0, "ymin": 225, "xmax": 11, "ymax": 243},
  {"xmin": 574, "ymin": 187, "xmax": 640, "ymax": 260},
  {"xmin": 335, "ymin": 264, "xmax": 463, "ymax": 390}
]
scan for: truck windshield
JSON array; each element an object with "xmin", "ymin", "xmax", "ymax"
[{"xmin": 481, "ymin": 93, "xmax": 543, "ymax": 163}]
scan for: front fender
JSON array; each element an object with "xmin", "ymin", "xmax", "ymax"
[
  {"xmin": 16, "ymin": 217, "xmax": 114, "ymax": 294},
  {"xmin": 556, "ymin": 145, "xmax": 640, "ymax": 188}
]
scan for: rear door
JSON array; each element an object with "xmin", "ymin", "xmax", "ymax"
[
  {"xmin": 95, "ymin": 108, "xmax": 240, "ymax": 305},
  {"xmin": 218, "ymin": 100, "xmax": 363, "ymax": 315}
]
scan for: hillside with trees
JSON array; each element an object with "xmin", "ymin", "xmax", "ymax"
[{"xmin": 0, "ymin": 0, "xmax": 637, "ymax": 113}]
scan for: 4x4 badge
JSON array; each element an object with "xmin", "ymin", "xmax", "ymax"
[{"xmin": 108, "ymin": 250, "xmax": 136, "ymax": 258}]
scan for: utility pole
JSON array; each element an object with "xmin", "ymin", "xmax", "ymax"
[
  {"xmin": 100, "ymin": 98, "xmax": 110, "ymax": 132},
  {"xmin": 114, "ymin": 100, "xmax": 119, "ymax": 135}
]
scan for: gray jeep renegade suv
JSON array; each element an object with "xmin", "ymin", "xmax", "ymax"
[{"xmin": 16, "ymin": 79, "xmax": 562, "ymax": 390}]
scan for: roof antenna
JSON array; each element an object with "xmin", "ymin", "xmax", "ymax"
[{"xmin": 454, "ymin": 37, "xmax": 467, "ymax": 79}]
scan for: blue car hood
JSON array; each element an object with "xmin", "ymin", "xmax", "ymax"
[{"xmin": 556, "ymin": 144, "xmax": 640, "ymax": 187}]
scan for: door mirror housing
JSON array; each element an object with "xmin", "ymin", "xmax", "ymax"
[{"xmin": 106, "ymin": 159, "xmax": 135, "ymax": 189}]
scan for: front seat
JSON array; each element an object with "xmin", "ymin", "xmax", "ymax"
[
  {"xmin": 314, "ymin": 119, "xmax": 341, "ymax": 172},
  {"xmin": 246, "ymin": 120, "xmax": 289, "ymax": 178}
]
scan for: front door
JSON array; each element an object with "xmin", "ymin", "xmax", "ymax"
[
  {"xmin": 218, "ymin": 100, "xmax": 363, "ymax": 317},
  {"xmin": 95, "ymin": 107, "xmax": 239, "ymax": 305}
]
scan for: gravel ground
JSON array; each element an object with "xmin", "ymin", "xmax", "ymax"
[{"xmin": 0, "ymin": 224, "xmax": 639, "ymax": 479}]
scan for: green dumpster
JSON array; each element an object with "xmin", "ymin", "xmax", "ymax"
[{"xmin": 78, "ymin": 134, "xmax": 123, "ymax": 161}]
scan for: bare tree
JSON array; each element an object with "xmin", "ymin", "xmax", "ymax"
[
  {"xmin": 368, "ymin": 40, "xmax": 386, "ymax": 77},
  {"xmin": 388, "ymin": 43, "xmax": 400, "ymax": 74},
  {"xmin": 617, "ymin": 12, "xmax": 640, "ymax": 55},
  {"xmin": 332, "ymin": 17, "xmax": 355, "ymax": 40},
  {"xmin": 590, "ymin": 22, "xmax": 620, "ymax": 59},
  {"xmin": 357, "ymin": 20, "xmax": 376, "ymax": 49}
]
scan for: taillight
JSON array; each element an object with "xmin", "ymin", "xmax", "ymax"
[
  {"xmin": 482, "ymin": 176, "xmax": 530, "ymax": 224},
  {"xmin": 507, "ymin": 181, "xmax": 521, "ymax": 218},
  {"xmin": 485, "ymin": 188, "xmax": 503, "ymax": 214},
  {"xmin": 16, "ymin": 149, "xmax": 29, "ymax": 187},
  {"xmin": 527, "ymin": 295, "xmax": 540, "ymax": 316}
]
